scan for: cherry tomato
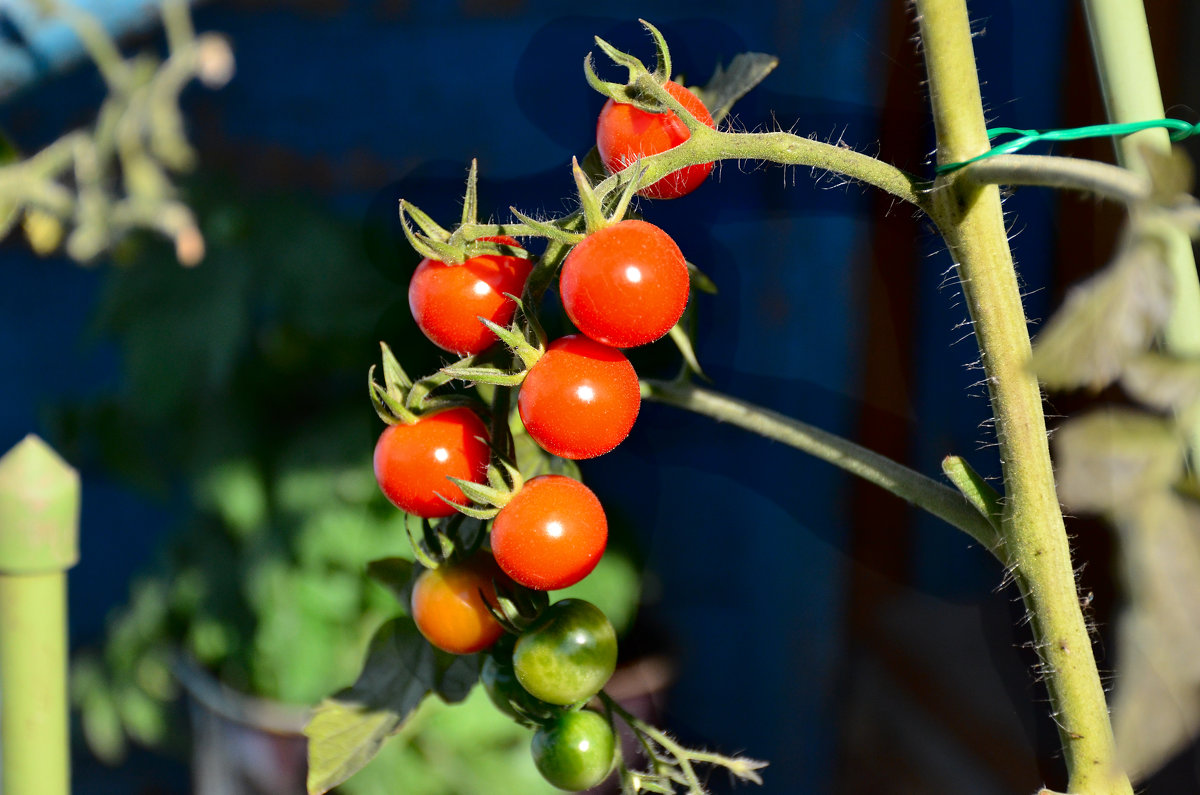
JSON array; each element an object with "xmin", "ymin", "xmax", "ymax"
[
  {"xmin": 410, "ymin": 554, "xmax": 508, "ymax": 655},
  {"xmin": 559, "ymin": 219, "xmax": 689, "ymax": 348},
  {"xmin": 491, "ymin": 475, "xmax": 607, "ymax": 591},
  {"xmin": 513, "ymin": 598, "xmax": 617, "ymax": 705},
  {"xmin": 408, "ymin": 235, "xmax": 532, "ymax": 355},
  {"xmin": 596, "ymin": 80, "xmax": 716, "ymax": 200},
  {"xmin": 373, "ymin": 407, "xmax": 491, "ymax": 518},
  {"xmin": 517, "ymin": 336, "xmax": 640, "ymax": 460},
  {"xmin": 481, "ymin": 637, "xmax": 557, "ymax": 726},
  {"xmin": 531, "ymin": 709, "xmax": 616, "ymax": 791}
]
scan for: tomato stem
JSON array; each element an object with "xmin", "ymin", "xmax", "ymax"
[
  {"xmin": 640, "ymin": 379, "xmax": 1003, "ymax": 556},
  {"xmin": 917, "ymin": 0, "xmax": 1131, "ymax": 790}
]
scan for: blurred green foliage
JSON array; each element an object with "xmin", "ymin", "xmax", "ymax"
[{"xmin": 59, "ymin": 180, "xmax": 640, "ymax": 792}]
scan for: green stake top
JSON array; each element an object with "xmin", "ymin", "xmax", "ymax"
[{"xmin": 0, "ymin": 435, "xmax": 80, "ymax": 573}]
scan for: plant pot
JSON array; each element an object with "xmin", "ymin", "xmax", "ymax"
[{"xmin": 175, "ymin": 657, "xmax": 310, "ymax": 795}]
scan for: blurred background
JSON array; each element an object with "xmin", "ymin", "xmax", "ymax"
[{"xmin": 2, "ymin": 0, "xmax": 1200, "ymax": 792}]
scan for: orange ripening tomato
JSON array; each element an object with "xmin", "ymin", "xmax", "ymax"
[{"xmin": 411, "ymin": 554, "xmax": 509, "ymax": 654}]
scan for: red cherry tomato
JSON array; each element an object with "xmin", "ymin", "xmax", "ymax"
[
  {"xmin": 559, "ymin": 219, "xmax": 689, "ymax": 348},
  {"xmin": 491, "ymin": 475, "xmax": 607, "ymax": 590},
  {"xmin": 408, "ymin": 235, "xmax": 532, "ymax": 355},
  {"xmin": 411, "ymin": 554, "xmax": 508, "ymax": 654},
  {"xmin": 517, "ymin": 335, "xmax": 640, "ymax": 460},
  {"xmin": 373, "ymin": 407, "xmax": 491, "ymax": 518},
  {"xmin": 596, "ymin": 80, "xmax": 716, "ymax": 200}
]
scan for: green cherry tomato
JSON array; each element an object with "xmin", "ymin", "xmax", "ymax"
[
  {"xmin": 482, "ymin": 650, "xmax": 558, "ymax": 726},
  {"xmin": 513, "ymin": 598, "xmax": 617, "ymax": 706},
  {"xmin": 531, "ymin": 709, "xmax": 616, "ymax": 791}
]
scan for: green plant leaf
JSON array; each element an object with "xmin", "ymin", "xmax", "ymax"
[
  {"xmin": 305, "ymin": 617, "xmax": 469, "ymax": 794},
  {"xmin": 1031, "ymin": 238, "xmax": 1171, "ymax": 391},
  {"xmin": 365, "ymin": 557, "xmax": 416, "ymax": 611},
  {"xmin": 693, "ymin": 53, "xmax": 779, "ymax": 125},
  {"xmin": 1111, "ymin": 492, "xmax": 1200, "ymax": 781},
  {"xmin": 1052, "ymin": 409, "xmax": 1183, "ymax": 515},
  {"xmin": 1120, "ymin": 353, "xmax": 1200, "ymax": 414}
]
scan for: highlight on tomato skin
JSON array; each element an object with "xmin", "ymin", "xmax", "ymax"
[
  {"xmin": 595, "ymin": 79, "xmax": 716, "ymax": 200},
  {"xmin": 516, "ymin": 335, "xmax": 641, "ymax": 460},
  {"xmin": 372, "ymin": 407, "xmax": 492, "ymax": 518},
  {"xmin": 410, "ymin": 553, "xmax": 509, "ymax": 655},
  {"xmin": 559, "ymin": 218, "xmax": 689, "ymax": 349},
  {"xmin": 491, "ymin": 474, "xmax": 608, "ymax": 590},
  {"xmin": 408, "ymin": 235, "xmax": 532, "ymax": 356}
]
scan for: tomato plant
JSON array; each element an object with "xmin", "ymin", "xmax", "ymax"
[
  {"xmin": 408, "ymin": 235, "xmax": 532, "ymax": 355},
  {"xmin": 512, "ymin": 598, "xmax": 617, "ymax": 706},
  {"xmin": 596, "ymin": 79, "xmax": 715, "ymax": 199},
  {"xmin": 491, "ymin": 474, "xmax": 607, "ymax": 591},
  {"xmin": 517, "ymin": 335, "xmax": 640, "ymax": 460},
  {"xmin": 410, "ymin": 554, "xmax": 508, "ymax": 655},
  {"xmin": 559, "ymin": 219, "xmax": 689, "ymax": 349},
  {"xmin": 531, "ymin": 709, "xmax": 617, "ymax": 792},
  {"xmin": 372, "ymin": 407, "xmax": 492, "ymax": 518}
]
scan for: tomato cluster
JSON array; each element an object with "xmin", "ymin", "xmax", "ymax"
[{"xmin": 368, "ymin": 46, "xmax": 717, "ymax": 792}]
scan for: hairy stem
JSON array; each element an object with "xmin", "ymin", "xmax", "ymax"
[
  {"xmin": 917, "ymin": 0, "xmax": 1131, "ymax": 791},
  {"xmin": 640, "ymin": 380, "xmax": 1001, "ymax": 556}
]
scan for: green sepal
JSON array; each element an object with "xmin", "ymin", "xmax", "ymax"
[
  {"xmin": 399, "ymin": 200, "xmax": 462, "ymax": 264},
  {"xmin": 460, "ymin": 159, "xmax": 479, "ymax": 228},
  {"xmin": 369, "ymin": 349, "xmax": 416, "ymax": 426},
  {"xmin": 478, "ymin": 311, "xmax": 543, "ymax": 370},
  {"xmin": 488, "ymin": 579, "xmax": 550, "ymax": 634},
  {"xmin": 605, "ymin": 161, "xmax": 647, "ymax": 224},
  {"xmin": 445, "ymin": 476, "xmax": 513, "ymax": 509},
  {"xmin": 403, "ymin": 514, "xmax": 453, "ymax": 569},
  {"xmin": 668, "ymin": 321, "xmax": 708, "ymax": 382},
  {"xmin": 405, "ymin": 357, "xmax": 474, "ymax": 412},
  {"xmin": 687, "ymin": 259, "xmax": 719, "ymax": 294},
  {"xmin": 380, "ymin": 341, "xmax": 412, "ymax": 392},
  {"xmin": 440, "ymin": 364, "xmax": 528, "ymax": 388},
  {"xmin": 573, "ymin": 157, "xmax": 609, "ymax": 234},
  {"xmin": 399, "ymin": 199, "xmax": 451, "ymax": 243},
  {"xmin": 506, "ymin": 207, "xmax": 585, "ymax": 246},
  {"xmin": 640, "ymin": 19, "xmax": 672, "ymax": 83},
  {"xmin": 461, "ymin": 237, "xmax": 530, "ymax": 260}
]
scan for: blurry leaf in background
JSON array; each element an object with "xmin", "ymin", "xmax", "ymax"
[
  {"xmin": 1112, "ymin": 492, "xmax": 1200, "ymax": 780},
  {"xmin": 1031, "ymin": 237, "xmax": 1172, "ymax": 392},
  {"xmin": 1053, "ymin": 409, "xmax": 1183, "ymax": 515},
  {"xmin": 304, "ymin": 617, "xmax": 476, "ymax": 794}
]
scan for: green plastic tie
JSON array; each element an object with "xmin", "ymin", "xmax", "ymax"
[{"xmin": 936, "ymin": 118, "xmax": 1200, "ymax": 174}]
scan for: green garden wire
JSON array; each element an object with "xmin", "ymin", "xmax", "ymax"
[{"xmin": 936, "ymin": 118, "xmax": 1200, "ymax": 174}]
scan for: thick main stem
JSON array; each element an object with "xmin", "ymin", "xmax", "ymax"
[{"xmin": 916, "ymin": 1, "xmax": 1131, "ymax": 792}]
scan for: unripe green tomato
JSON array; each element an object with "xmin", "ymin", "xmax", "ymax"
[
  {"xmin": 531, "ymin": 709, "xmax": 616, "ymax": 791},
  {"xmin": 481, "ymin": 641, "xmax": 557, "ymax": 727},
  {"xmin": 513, "ymin": 598, "xmax": 617, "ymax": 706}
]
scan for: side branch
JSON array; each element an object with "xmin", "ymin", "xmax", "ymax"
[
  {"xmin": 706, "ymin": 129, "xmax": 931, "ymax": 212},
  {"xmin": 640, "ymin": 379, "xmax": 1002, "ymax": 556}
]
